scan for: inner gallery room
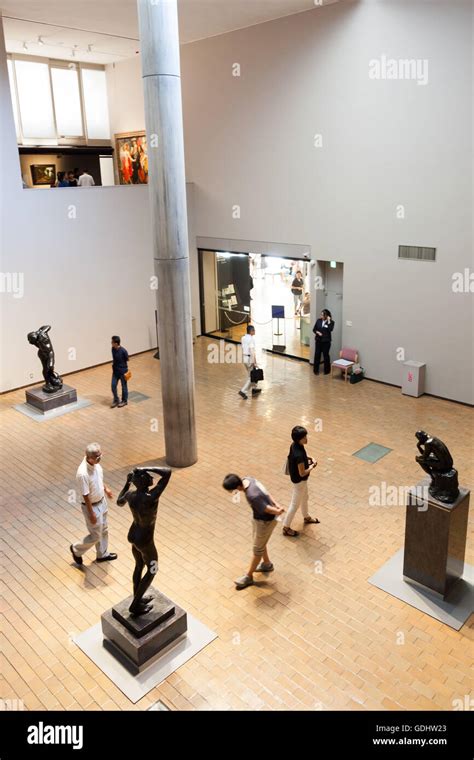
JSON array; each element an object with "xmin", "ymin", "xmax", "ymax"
[{"xmin": 0, "ymin": 0, "xmax": 473, "ymax": 741}]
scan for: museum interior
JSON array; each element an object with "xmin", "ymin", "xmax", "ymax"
[{"xmin": 0, "ymin": 0, "xmax": 472, "ymax": 722}]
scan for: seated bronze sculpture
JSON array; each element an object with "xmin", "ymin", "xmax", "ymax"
[
  {"xmin": 117, "ymin": 466, "xmax": 171, "ymax": 616},
  {"xmin": 415, "ymin": 431, "xmax": 459, "ymax": 503},
  {"xmin": 27, "ymin": 325, "xmax": 63, "ymax": 393}
]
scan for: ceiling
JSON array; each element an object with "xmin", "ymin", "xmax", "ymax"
[{"xmin": 2, "ymin": 0, "xmax": 340, "ymax": 64}]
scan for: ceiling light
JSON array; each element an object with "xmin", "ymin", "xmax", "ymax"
[
  {"xmin": 87, "ymin": 44, "xmax": 93, "ymax": 53},
  {"xmin": 71, "ymin": 48, "xmax": 76, "ymax": 57},
  {"xmin": 38, "ymin": 36, "xmax": 45, "ymax": 46},
  {"xmin": 23, "ymin": 42, "xmax": 28, "ymax": 51}
]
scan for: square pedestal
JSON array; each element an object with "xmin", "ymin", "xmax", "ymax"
[
  {"xmin": 101, "ymin": 590, "xmax": 187, "ymax": 675},
  {"xmin": 25, "ymin": 384, "xmax": 77, "ymax": 413},
  {"xmin": 403, "ymin": 478, "xmax": 470, "ymax": 599}
]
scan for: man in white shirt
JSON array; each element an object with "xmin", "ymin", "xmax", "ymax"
[
  {"xmin": 239, "ymin": 324, "xmax": 262, "ymax": 400},
  {"xmin": 70, "ymin": 442, "xmax": 117, "ymax": 565},
  {"xmin": 77, "ymin": 169, "xmax": 95, "ymax": 187}
]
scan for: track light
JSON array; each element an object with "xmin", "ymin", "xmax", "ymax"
[
  {"xmin": 38, "ymin": 36, "xmax": 45, "ymax": 46},
  {"xmin": 23, "ymin": 42, "xmax": 28, "ymax": 51},
  {"xmin": 87, "ymin": 44, "xmax": 93, "ymax": 53}
]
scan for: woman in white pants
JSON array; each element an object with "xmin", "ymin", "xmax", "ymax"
[{"xmin": 283, "ymin": 426, "xmax": 320, "ymax": 537}]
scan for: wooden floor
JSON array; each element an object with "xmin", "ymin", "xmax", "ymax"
[{"xmin": 0, "ymin": 340, "xmax": 472, "ymax": 711}]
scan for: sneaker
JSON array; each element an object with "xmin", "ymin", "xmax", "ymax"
[
  {"xmin": 234, "ymin": 574, "xmax": 254, "ymax": 589},
  {"xmin": 110, "ymin": 401, "xmax": 119, "ymax": 408},
  {"xmin": 238, "ymin": 391, "xmax": 248, "ymax": 400},
  {"xmin": 252, "ymin": 388, "xmax": 262, "ymax": 396},
  {"xmin": 70, "ymin": 545, "xmax": 83, "ymax": 566},
  {"xmin": 118, "ymin": 401, "xmax": 128, "ymax": 407},
  {"xmin": 255, "ymin": 562, "xmax": 274, "ymax": 573}
]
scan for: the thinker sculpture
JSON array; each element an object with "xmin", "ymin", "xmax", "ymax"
[
  {"xmin": 27, "ymin": 325, "xmax": 63, "ymax": 393},
  {"xmin": 415, "ymin": 431, "xmax": 459, "ymax": 503},
  {"xmin": 117, "ymin": 466, "xmax": 171, "ymax": 616}
]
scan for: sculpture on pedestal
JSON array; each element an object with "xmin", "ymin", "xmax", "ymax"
[
  {"xmin": 117, "ymin": 466, "xmax": 171, "ymax": 616},
  {"xmin": 415, "ymin": 431, "xmax": 459, "ymax": 503},
  {"xmin": 27, "ymin": 325, "xmax": 63, "ymax": 393}
]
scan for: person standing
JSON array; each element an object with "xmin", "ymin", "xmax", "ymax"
[
  {"xmin": 56, "ymin": 171, "xmax": 70, "ymax": 188},
  {"xmin": 223, "ymin": 473, "xmax": 285, "ymax": 589},
  {"xmin": 291, "ymin": 270, "xmax": 304, "ymax": 315},
  {"xmin": 283, "ymin": 426, "xmax": 320, "ymax": 537},
  {"xmin": 313, "ymin": 309, "xmax": 334, "ymax": 375},
  {"xmin": 68, "ymin": 171, "xmax": 78, "ymax": 187},
  {"xmin": 77, "ymin": 169, "xmax": 95, "ymax": 187},
  {"xmin": 239, "ymin": 324, "xmax": 261, "ymax": 400},
  {"xmin": 70, "ymin": 443, "xmax": 117, "ymax": 565},
  {"xmin": 111, "ymin": 335, "xmax": 129, "ymax": 408}
]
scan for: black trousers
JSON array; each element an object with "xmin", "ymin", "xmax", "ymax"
[{"xmin": 314, "ymin": 341, "xmax": 331, "ymax": 374}]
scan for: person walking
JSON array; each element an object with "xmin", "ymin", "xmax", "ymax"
[
  {"xmin": 111, "ymin": 335, "xmax": 129, "ymax": 408},
  {"xmin": 70, "ymin": 443, "xmax": 117, "ymax": 565},
  {"xmin": 239, "ymin": 324, "xmax": 261, "ymax": 400},
  {"xmin": 313, "ymin": 308, "xmax": 334, "ymax": 375},
  {"xmin": 291, "ymin": 270, "xmax": 304, "ymax": 315},
  {"xmin": 223, "ymin": 473, "xmax": 285, "ymax": 589},
  {"xmin": 282, "ymin": 426, "xmax": 320, "ymax": 537}
]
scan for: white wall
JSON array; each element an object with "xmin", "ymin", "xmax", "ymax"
[
  {"xmin": 0, "ymin": 25, "xmax": 200, "ymax": 393},
  {"xmin": 176, "ymin": 0, "xmax": 472, "ymax": 403}
]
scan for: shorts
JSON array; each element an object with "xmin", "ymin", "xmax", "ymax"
[{"xmin": 252, "ymin": 518, "xmax": 276, "ymax": 556}]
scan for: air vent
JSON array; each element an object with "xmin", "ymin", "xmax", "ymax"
[{"xmin": 398, "ymin": 245, "xmax": 436, "ymax": 262}]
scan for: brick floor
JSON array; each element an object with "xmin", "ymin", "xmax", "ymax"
[{"xmin": 0, "ymin": 340, "xmax": 472, "ymax": 711}]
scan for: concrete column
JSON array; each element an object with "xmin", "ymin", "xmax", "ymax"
[{"xmin": 137, "ymin": 0, "xmax": 197, "ymax": 467}]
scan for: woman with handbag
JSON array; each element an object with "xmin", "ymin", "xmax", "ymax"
[{"xmin": 111, "ymin": 335, "xmax": 130, "ymax": 408}]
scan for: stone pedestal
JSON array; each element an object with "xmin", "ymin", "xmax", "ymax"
[
  {"xmin": 101, "ymin": 589, "xmax": 187, "ymax": 675},
  {"xmin": 25, "ymin": 384, "xmax": 77, "ymax": 413},
  {"xmin": 403, "ymin": 478, "xmax": 470, "ymax": 599}
]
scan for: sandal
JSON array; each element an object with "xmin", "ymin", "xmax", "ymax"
[
  {"xmin": 283, "ymin": 527, "xmax": 299, "ymax": 537},
  {"xmin": 304, "ymin": 516, "xmax": 320, "ymax": 524}
]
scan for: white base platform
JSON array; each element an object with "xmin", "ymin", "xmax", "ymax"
[
  {"xmin": 14, "ymin": 398, "xmax": 93, "ymax": 422},
  {"xmin": 74, "ymin": 614, "xmax": 217, "ymax": 703},
  {"xmin": 368, "ymin": 548, "xmax": 474, "ymax": 630}
]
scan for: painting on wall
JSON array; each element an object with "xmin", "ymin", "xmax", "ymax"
[
  {"xmin": 115, "ymin": 131, "xmax": 149, "ymax": 185},
  {"xmin": 30, "ymin": 164, "xmax": 56, "ymax": 186}
]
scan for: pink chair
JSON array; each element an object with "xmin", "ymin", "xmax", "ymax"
[{"xmin": 332, "ymin": 347, "xmax": 359, "ymax": 382}]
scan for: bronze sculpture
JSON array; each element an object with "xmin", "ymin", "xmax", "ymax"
[
  {"xmin": 27, "ymin": 325, "xmax": 63, "ymax": 393},
  {"xmin": 415, "ymin": 431, "xmax": 459, "ymax": 503},
  {"xmin": 117, "ymin": 466, "xmax": 171, "ymax": 616}
]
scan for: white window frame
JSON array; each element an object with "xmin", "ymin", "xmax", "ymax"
[{"xmin": 7, "ymin": 53, "xmax": 111, "ymax": 147}]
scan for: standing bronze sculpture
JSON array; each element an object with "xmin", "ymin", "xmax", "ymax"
[
  {"xmin": 27, "ymin": 325, "xmax": 63, "ymax": 393},
  {"xmin": 117, "ymin": 466, "xmax": 171, "ymax": 616},
  {"xmin": 415, "ymin": 431, "xmax": 459, "ymax": 503}
]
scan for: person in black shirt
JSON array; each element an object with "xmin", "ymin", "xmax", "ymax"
[
  {"xmin": 223, "ymin": 473, "xmax": 285, "ymax": 589},
  {"xmin": 313, "ymin": 308, "xmax": 334, "ymax": 375},
  {"xmin": 283, "ymin": 426, "xmax": 320, "ymax": 537},
  {"xmin": 291, "ymin": 270, "xmax": 304, "ymax": 315},
  {"xmin": 111, "ymin": 335, "xmax": 129, "ymax": 408}
]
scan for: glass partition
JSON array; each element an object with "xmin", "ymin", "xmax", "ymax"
[{"xmin": 200, "ymin": 250, "xmax": 311, "ymax": 360}]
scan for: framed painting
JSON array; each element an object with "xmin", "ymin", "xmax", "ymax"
[
  {"xmin": 115, "ymin": 131, "xmax": 149, "ymax": 185},
  {"xmin": 31, "ymin": 164, "xmax": 56, "ymax": 186}
]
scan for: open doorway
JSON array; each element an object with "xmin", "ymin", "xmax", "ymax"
[
  {"xmin": 314, "ymin": 260, "xmax": 344, "ymax": 365},
  {"xmin": 198, "ymin": 249, "xmax": 312, "ymax": 360}
]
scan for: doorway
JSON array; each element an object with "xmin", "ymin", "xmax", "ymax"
[
  {"xmin": 315, "ymin": 261, "xmax": 344, "ymax": 364},
  {"xmin": 198, "ymin": 249, "xmax": 312, "ymax": 360}
]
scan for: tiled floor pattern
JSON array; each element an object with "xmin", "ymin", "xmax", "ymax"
[{"xmin": 0, "ymin": 339, "xmax": 472, "ymax": 711}]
